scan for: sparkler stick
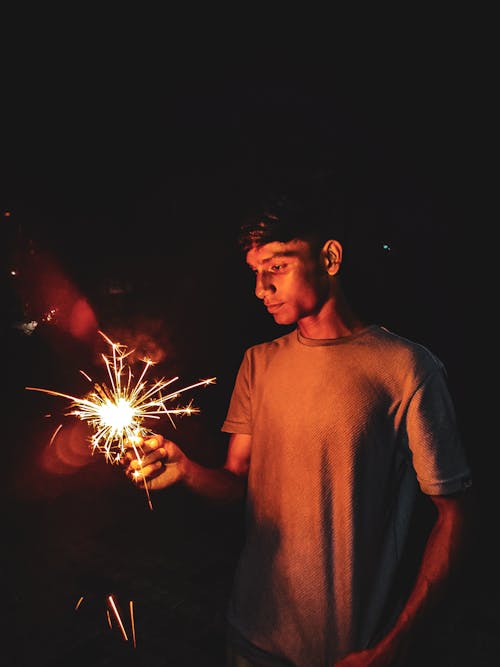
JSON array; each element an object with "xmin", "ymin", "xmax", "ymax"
[{"xmin": 26, "ymin": 330, "xmax": 215, "ymax": 508}]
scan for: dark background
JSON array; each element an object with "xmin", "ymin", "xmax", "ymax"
[{"xmin": 1, "ymin": 25, "xmax": 495, "ymax": 667}]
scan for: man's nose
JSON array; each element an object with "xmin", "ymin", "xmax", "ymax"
[{"xmin": 255, "ymin": 273, "xmax": 275, "ymax": 299}]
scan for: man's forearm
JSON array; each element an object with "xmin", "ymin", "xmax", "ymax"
[
  {"xmin": 380, "ymin": 492, "xmax": 474, "ymax": 649},
  {"xmin": 182, "ymin": 459, "xmax": 247, "ymax": 502}
]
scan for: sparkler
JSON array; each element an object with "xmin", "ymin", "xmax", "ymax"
[{"xmin": 26, "ymin": 330, "xmax": 215, "ymax": 508}]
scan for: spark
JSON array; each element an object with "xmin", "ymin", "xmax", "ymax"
[
  {"xmin": 76, "ymin": 592, "xmax": 137, "ymax": 646},
  {"xmin": 26, "ymin": 330, "xmax": 215, "ymax": 507},
  {"xmin": 129, "ymin": 600, "xmax": 136, "ymax": 648},
  {"xmin": 107, "ymin": 594, "xmax": 129, "ymax": 641},
  {"xmin": 49, "ymin": 423, "xmax": 63, "ymax": 446}
]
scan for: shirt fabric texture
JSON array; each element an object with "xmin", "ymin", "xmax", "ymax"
[{"xmin": 221, "ymin": 324, "xmax": 472, "ymax": 667}]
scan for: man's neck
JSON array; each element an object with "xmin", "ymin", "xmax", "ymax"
[{"xmin": 297, "ymin": 293, "xmax": 366, "ymax": 340}]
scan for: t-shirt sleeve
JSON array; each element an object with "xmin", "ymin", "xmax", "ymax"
[
  {"xmin": 221, "ymin": 350, "xmax": 252, "ymax": 434},
  {"xmin": 406, "ymin": 367, "xmax": 472, "ymax": 495}
]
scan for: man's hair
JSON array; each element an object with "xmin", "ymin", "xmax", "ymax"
[{"xmin": 237, "ymin": 180, "xmax": 346, "ymax": 254}]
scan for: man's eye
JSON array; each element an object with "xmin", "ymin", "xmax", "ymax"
[{"xmin": 270, "ymin": 264, "xmax": 286, "ymax": 273}]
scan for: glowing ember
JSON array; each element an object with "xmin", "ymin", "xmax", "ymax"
[
  {"xmin": 26, "ymin": 329, "xmax": 215, "ymax": 466},
  {"xmin": 129, "ymin": 600, "xmax": 136, "ymax": 648},
  {"xmin": 108, "ymin": 594, "xmax": 129, "ymax": 641}
]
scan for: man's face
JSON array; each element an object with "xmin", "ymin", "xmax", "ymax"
[{"xmin": 245, "ymin": 239, "xmax": 329, "ymax": 325}]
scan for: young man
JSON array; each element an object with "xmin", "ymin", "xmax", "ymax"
[{"xmin": 124, "ymin": 192, "xmax": 473, "ymax": 666}]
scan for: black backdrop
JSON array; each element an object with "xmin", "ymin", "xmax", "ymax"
[{"xmin": 1, "ymin": 48, "xmax": 492, "ymax": 665}]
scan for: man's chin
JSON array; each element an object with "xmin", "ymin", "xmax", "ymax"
[{"xmin": 271, "ymin": 312, "xmax": 293, "ymax": 326}]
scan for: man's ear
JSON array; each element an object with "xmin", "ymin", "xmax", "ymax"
[{"xmin": 321, "ymin": 239, "xmax": 342, "ymax": 276}]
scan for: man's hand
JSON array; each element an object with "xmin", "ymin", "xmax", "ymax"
[
  {"xmin": 333, "ymin": 637, "xmax": 410, "ymax": 667},
  {"xmin": 121, "ymin": 431, "xmax": 248, "ymax": 502},
  {"xmin": 121, "ymin": 434, "xmax": 188, "ymax": 491}
]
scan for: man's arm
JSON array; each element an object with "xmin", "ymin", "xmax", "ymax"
[
  {"xmin": 334, "ymin": 490, "xmax": 475, "ymax": 666},
  {"xmin": 124, "ymin": 432, "xmax": 251, "ymax": 502}
]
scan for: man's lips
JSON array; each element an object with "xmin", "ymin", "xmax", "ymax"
[{"xmin": 265, "ymin": 302, "xmax": 284, "ymax": 313}]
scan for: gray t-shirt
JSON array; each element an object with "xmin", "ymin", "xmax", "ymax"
[{"xmin": 221, "ymin": 324, "xmax": 472, "ymax": 667}]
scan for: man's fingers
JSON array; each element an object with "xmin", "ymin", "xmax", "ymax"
[
  {"xmin": 124, "ymin": 435, "xmax": 162, "ymax": 452},
  {"xmin": 122, "ymin": 435, "xmax": 164, "ymax": 462},
  {"xmin": 129, "ymin": 446, "xmax": 166, "ymax": 468},
  {"xmin": 128, "ymin": 458, "xmax": 165, "ymax": 484},
  {"xmin": 126, "ymin": 446, "xmax": 166, "ymax": 478}
]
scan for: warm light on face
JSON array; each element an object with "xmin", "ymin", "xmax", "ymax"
[{"xmin": 246, "ymin": 240, "xmax": 329, "ymax": 325}]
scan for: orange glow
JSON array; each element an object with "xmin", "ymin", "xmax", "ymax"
[
  {"xmin": 40, "ymin": 421, "xmax": 94, "ymax": 476},
  {"xmin": 69, "ymin": 297, "xmax": 99, "ymax": 341},
  {"xmin": 13, "ymin": 247, "xmax": 99, "ymax": 343}
]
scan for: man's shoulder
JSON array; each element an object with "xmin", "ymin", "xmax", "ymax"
[{"xmin": 369, "ymin": 325, "xmax": 445, "ymax": 374}]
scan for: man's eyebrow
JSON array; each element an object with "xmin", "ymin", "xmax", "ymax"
[{"xmin": 247, "ymin": 250, "xmax": 297, "ymax": 269}]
